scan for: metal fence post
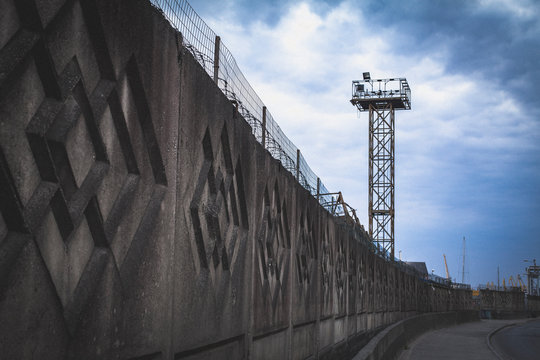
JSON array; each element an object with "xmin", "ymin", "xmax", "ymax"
[
  {"xmin": 262, "ymin": 106, "xmax": 267, "ymax": 149},
  {"xmin": 213, "ymin": 36, "xmax": 220, "ymax": 84}
]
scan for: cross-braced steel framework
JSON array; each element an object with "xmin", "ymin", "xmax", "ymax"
[
  {"xmin": 350, "ymin": 74, "xmax": 411, "ymax": 259},
  {"xmin": 369, "ymin": 103, "xmax": 395, "ymax": 257},
  {"xmin": 526, "ymin": 260, "xmax": 539, "ymax": 296}
]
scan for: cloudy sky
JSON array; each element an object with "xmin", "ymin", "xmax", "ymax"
[{"xmin": 185, "ymin": 0, "xmax": 540, "ymax": 287}]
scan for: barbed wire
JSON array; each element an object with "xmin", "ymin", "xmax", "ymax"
[{"xmin": 150, "ymin": 0, "xmax": 344, "ymax": 208}]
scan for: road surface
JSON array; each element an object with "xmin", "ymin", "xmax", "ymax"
[
  {"xmin": 490, "ymin": 319, "xmax": 540, "ymax": 360},
  {"xmin": 397, "ymin": 319, "xmax": 532, "ymax": 360}
]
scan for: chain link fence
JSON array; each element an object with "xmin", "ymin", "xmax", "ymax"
[{"xmin": 150, "ymin": 0, "xmax": 347, "ymax": 212}]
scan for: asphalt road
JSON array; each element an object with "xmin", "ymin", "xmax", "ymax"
[
  {"xmin": 397, "ymin": 319, "xmax": 533, "ymax": 360},
  {"xmin": 398, "ymin": 320, "xmax": 514, "ymax": 360},
  {"xmin": 490, "ymin": 319, "xmax": 540, "ymax": 360}
]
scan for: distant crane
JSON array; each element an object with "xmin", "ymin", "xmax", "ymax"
[
  {"xmin": 443, "ymin": 254, "xmax": 451, "ymax": 281},
  {"xmin": 517, "ymin": 274, "xmax": 527, "ymax": 292},
  {"xmin": 350, "ymin": 73, "xmax": 411, "ymax": 260}
]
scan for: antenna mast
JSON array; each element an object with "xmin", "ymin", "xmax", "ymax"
[{"xmin": 350, "ymin": 73, "xmax": 411, "ymax": 259}]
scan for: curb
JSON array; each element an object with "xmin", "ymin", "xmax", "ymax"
[
  {"xmin": 486, "ymin": 323, "xmax": 515, "ymax": 360},
  {"xmin": 352, "ymin": 311, "xmax": 479, "ymax": 360},
  {"xmin": 486, "ymin": 318, "xmax": 537, "ymax": 360}
]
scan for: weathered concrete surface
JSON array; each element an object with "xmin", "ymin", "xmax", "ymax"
[
  {"xmin": 475, "ymin": 290, "xmax": 540, "ymax": 318},
  {"xmin": 0, "ymin": 0, "xmax": 481, "ymax": 359},
  {"xmin": 0, "ymin": 0, "xmax": 179, "ymax": 358},
  {"xmin": 527, "ymin": 295, "xmax": 540, "ymax": 315}
]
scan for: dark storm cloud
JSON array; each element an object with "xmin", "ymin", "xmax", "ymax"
[
  {"xmin": 195, "ymin": 0, "xmax": 540, "ymax": 110},
  {"xmin": 363, "ymin": 0, "xmax": 540, "ymax": 110}
]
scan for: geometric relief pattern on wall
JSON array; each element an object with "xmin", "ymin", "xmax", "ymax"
[
  {"xmin": 189, "ymin": 125, "xmax": 249, "ymax": 295},
  {"xmin": 347, "ymin": 237, "xmax": 356, "ymax": 314},
  {"xmin": 403, "ymin": 274, "xmax": 411, "ymax": 311},
  {"xmin": 393, "ymin": 269, "xmax": 397, "ymax": 309},
  {"xmin": 367, "ymin": 255, "xmax": 374, "ymax": 312},
  {"xmin": 295, "ymin": 207, "xmax": 316, "ymax": 297},
  {"xmin": 321, "ymin": 223, "xmax": 333, "ymax": 313},
  {"xmin": 0, "ymin": 0, "xmax": 167, "ymax": 338},
  {"xmin": 405, "ymin": 275, "xmax": 409, "ymax": 311},
  {"xmin": 390, "ymin": 268, "xmax": 395, "ymax": 310},
  {"xmin": 334, "ymin": 230, "xmax": 346, "ymax": 314},
  {"xmin": 388, "ymin": 268, "xmax": 393, "ymax": 310},
  {"xmin": 256, "ymin": 181, "xmax": 290, "ymax": 310},
  {"xmin": 357, "ymin": 250, "xmax": 366, "ymax": 313},
  {"xmin": 382, "ymin": 263, "xmax": 388, "ymax": 310},
  {"xmin": 375, "ymin": 260, "xmax": 383, "ymax": 311}
]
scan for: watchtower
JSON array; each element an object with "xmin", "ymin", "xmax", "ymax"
[{"xmin": 350, "ymin": 73, "xmax": 411, "ymax": 259}]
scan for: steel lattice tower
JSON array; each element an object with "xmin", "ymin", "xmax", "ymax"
[{"xmin": 350, "ymin": 73, "xmax": 411, "ymax": 259}]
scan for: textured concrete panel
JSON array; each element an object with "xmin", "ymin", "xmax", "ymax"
[
  {"xmin": 251, "ymin": 153, "xmax": 294, "ymax": 336},
  {"xmin": 173, "ymin": 48, "xmax": 252, "ymax": 354},
  {"xmin": 252, "ymin": 330, "xmax": 288, "ymax": 360},
  {"xmin": 292, "ymin": 322, "xmax": 316, "ymax": 360},
  {"xmin": 0, "ymin": 0, "xmax": 178, "ymax": 358}
]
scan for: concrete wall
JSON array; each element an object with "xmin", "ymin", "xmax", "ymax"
[
  {"xmin": 0, "ymin": 0, "xmax": 475, "ymax": 359},
  {"xmin": 477, "ymin": 290, "xmax": 525, "ymax": 313},
  {"xmin": 527, "ymin": 295, "xmax": 540, "ymax": 314},
  {"xmin": 476, "ymin": 290, "xmax": 540, "ymax": 318}
]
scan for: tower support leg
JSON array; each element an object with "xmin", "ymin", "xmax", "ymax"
[{"xmin": 368, "ymin": 103, "xmax": 395, "ymax": 259}]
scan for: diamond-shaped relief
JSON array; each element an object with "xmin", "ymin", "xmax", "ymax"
[
  {"xmin": 367, "ymin": 256, "xmax": 374, "ymax": 310},
  {"xmin": 26, "ymin": 78, "xmax": 108, "ymax": 240},
  {"xmin": 190, "ymin": 126, "xmax": 248, "ymax": 293},
  {"xmin": 335, "ymin": 235, "xmax": 346, "ymax": 306},
  {"xmin": 0, "ymin": 0, "xmax": 170, "ymax": 346},
  {"xmin": 104, "ymin": 72, "xmax": 157, "ymax": 267},
  {"xmin": 16, "ymin": 44, "xmax": 166, "ymax": 322},
  {"xmin": 65, "ymin": 111, "xmax": 97, "ymax": 188},
  {"xmin": 21, "ymin": 64, "xmax": 110, "ymax": 315},
  {"xmin": 376, "ymin": 261, "xmax": 383, "ymax": 310},
  {"xmin": 296, "ymin": 209, "xmax": 316, "ymax": 296},
  {"xmin": 95, "ymin": 102, "xmax": 130, "ymax": 221},
  {"xmin": 347, "ymin": 240, "xmax": 356, "ymax": 308},
  {"xmin": 35, "ymin": 209, "xmax": 94, "ymax": 307},
  {"xmin": 256, "ymin": 182, "xmax": 290, "ymax": 308},
  {"xmin": 358, "ymin": 252, "xmax": 366, "ymax": 311},
  {"xmin": 0, "ymin": 60, "xmax": 46, "ymax": 208},
  {"xmin": 321, "ymin": 225, "xmax": 332, "ymax": 307},
  {"xmin": 46, "ymin": 0, "xmax": 101, "ymax": 96}
]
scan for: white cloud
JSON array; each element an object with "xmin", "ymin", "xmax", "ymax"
[
  {"xmin": 199, "ymin": 0, "xmax": 540, "ymax": 286},
  {"xmin": 206, "ymin": 0, "xmax": 538, "ymax": 203}
]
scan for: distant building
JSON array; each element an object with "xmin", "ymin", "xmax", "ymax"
[{"xmin": 406, "ymin": 262, "xmax": 428, "ymax": 276}]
